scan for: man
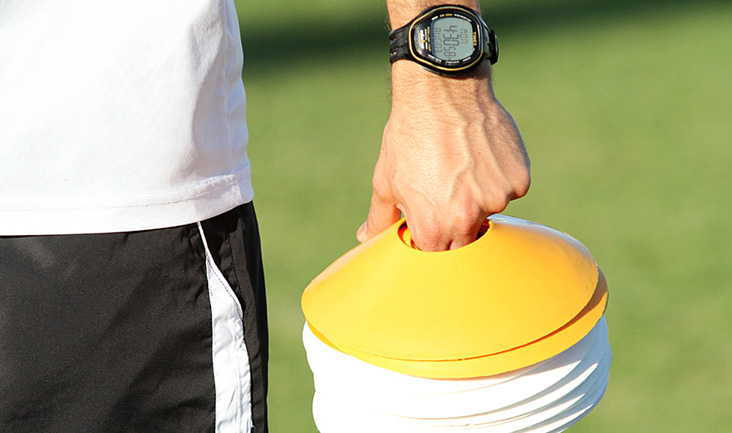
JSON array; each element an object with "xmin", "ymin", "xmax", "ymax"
[{"xmin": 0, "ymin": 0, "xmax": 529, "ymax": 432}]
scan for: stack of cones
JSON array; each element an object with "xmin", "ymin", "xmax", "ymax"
[{"xmin": 302, "ymin": 216, "xmax": 611, "ymax": 432}]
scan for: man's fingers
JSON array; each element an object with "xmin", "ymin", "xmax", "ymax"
[
  {"xmin": 407, "ymin": 212, "xmax": 486, "ymax": 252},
  {"xmin": 446, "ymin": 221, "xmax": 485, "ymax": 250},
  {"xmin": 356, "ymin": 192, "xmax": 402, "ymax": 243}
]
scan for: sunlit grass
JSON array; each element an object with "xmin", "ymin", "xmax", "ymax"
[{"xmin": 238, "ymin": 1, "xmax": 732, "ymax": 431}]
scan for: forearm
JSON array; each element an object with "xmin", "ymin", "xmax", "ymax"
[
  {"xmin": 386, "ymin": 0, "xmax": 481, "ymax": 28},
  {"xmin": 387, "ymin": 0, "xmax": 496, "ymax": 154},
  {"xmin": 360, "ymin": 0, "xmax": 530, "ymax": 251},
  {"xmin": 386, "ymin": 0, "xmax": 494, "ymax": 117}
]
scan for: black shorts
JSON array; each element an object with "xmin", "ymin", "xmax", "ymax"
[{"xmin": 0, "ymin": 203, "xmax": 268, "ymax": 433}]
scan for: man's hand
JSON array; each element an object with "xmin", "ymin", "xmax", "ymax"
[{"xmin": 357, "ymin": 58, "xmax": 530, "ymax": 251}]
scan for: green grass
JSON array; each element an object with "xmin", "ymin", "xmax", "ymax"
[{"xmin": 237, "ymin": 1, "xmax": 732, "ymax": 431}]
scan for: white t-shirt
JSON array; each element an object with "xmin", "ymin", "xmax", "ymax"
[{"xmin": 0, "ymin": 0, "xmax": 253, "ymax": 235}]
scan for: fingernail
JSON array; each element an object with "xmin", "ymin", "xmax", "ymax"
[{"xmin": 357, "ymin": 222, "xmax": 367, "ymax": 241}]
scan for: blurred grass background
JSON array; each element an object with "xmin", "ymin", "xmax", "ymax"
[{"xmin": 235, "ymin": 0, "xmax": 732, "ymax": 431}]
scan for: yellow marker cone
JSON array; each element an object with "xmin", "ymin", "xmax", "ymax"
[{"xmin": 302, "ymin": 215, "xmax": 608, "ymax": 379}]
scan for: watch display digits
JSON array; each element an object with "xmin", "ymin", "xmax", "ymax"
[
  {"xmin": 389, "ymin": 5, "xmax": 498, "ymax": 76},
  {"xmin": 431, "ymin": 17, "xmax": 473, "ymax": 61}
]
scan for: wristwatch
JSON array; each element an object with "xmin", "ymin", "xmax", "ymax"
[{"xmin": 389, "ymin": 5, "xmax": 498, "ymax": 76}]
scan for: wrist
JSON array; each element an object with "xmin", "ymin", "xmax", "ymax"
[
  {"xmin": 391, "ymin": 59, "xmax": 493, "ymax": 104},
  {"xmin": 387, "ymin": 1, "xmax": 481, "ymax": 29},
  {"xmin": 390, "ymin": 61, "xmax": 496, "ymax": 131}
]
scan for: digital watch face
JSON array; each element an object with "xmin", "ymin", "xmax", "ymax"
[
  {"xmin": 431, "ymin": 17, "xmax": 474, "ymax": 61},
  {"xmin": 409, "ymin": 8, "xmax": 484, "ymax": 73}
]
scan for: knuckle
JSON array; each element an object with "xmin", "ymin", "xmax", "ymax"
[
  {"xmin": 370, "ymin": 179, "xmax": 392, "ymax": 203},
  {"xmin": 485, "ymin": 191, "xmax": 510, "ymax": 214},
  {"xmin": 371, "ymin": 173, "xmax": 387, "ymax": 192},
  {"xmin": 448, "ymin": 207, "xmax": 483, "ymax": 239},
  {"xmin": 415, "ymin": 217, "xmax": 442, "ymax": 241},
  {"xmin": 511, "ymin": 168, "xmax": 532, "ymax": 199},
  {"xmin": 408, "ymin": 217, "xmax": 444, "ymax": 250},
  {"xmin": 454, "ymin": 207, "xmax": 483, "ymax": 230}
]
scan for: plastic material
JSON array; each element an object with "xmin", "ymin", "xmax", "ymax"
[{"xmin": 302, "ymin": 215, "xmax": 608, "ymax": 378}]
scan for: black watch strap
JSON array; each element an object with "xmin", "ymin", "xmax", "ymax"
[
  {"xmin": 388, "ymin": 26, "xmax": 412, "ymax": 64},
  {"xmin": 387, "ymin": 5, "xmax": 498, "ymax": 74}
]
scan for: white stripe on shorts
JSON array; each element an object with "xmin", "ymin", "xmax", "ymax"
[{"xmin": 199, "ymin": 223, "xmax": 253, "ymax": 433}]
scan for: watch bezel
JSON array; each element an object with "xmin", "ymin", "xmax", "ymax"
[{"xmin": 407, "ymin": 6, "xmax": 491, "ymax": 74}]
